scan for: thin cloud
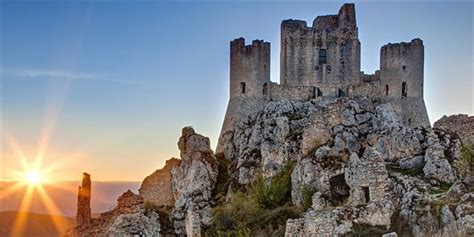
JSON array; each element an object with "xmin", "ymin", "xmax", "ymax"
[{"xmin": 2, "ymin": 69, "xmax": 147, "ymax": 86}]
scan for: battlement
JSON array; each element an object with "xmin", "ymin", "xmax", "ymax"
[
  {"xmin": 231, "ymin": 38, "xmax": 270, "ymax": 55},
  {"xmin": 281, "ymin": 4, "xmax": 356, "ymax": 33},
  {"xmin": 229, "ymin": 38, "xmax": 270, "ymax": 99},
  {"xmin": 381, "ymin": 38, "xmax": 423, "ymax": 57}
]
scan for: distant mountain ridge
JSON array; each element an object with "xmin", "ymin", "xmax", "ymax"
[{"xmin": 0, "ymin": 181, "xmax": 140, "ymax": 216}]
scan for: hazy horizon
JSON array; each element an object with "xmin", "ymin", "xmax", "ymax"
[{"xmin": 2, "ymin": 1, "xmax": 472, "ymax": 182}]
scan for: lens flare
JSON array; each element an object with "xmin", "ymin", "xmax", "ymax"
[{"xmin": 25, "ymin": 171, "xmax": 42, "ymax": 185}]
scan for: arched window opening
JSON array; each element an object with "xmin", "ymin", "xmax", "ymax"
[
  {"xmin": 402, "ymin": 82, "xmax": 407, "ymax": 97},
  {"xmin": 385, "ymin": 85, "xmax": 389, "ymax": 96},
  {"xmin": 240, "ymin": 82, "xmax": 246, "ymax": 94},
  {"xmin": 319, "ymin": 49, "xmax": 327, "ymax": 65},
  {"xmin": 262, "ymin": 82, "xmax": 268, "ymax": 95}
]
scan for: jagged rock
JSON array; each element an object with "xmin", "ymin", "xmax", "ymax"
[
  {"xmin": 301, "ymin": 119, "xmax": 331, "ymax": 155},
  {"xmin": 311, "ymin": 192, "xmax": 329, "ymax": 211},
  {"xmin": 171, "ymin": 127, "xmax": 218, "ymax": 236},
  {"xmin": 278, "ymin": 98, "xmax": 471, "ymax": 236},
  {"xmin": 423, "ymin": 146, "xmax": 456, "ymax": 183},
  {"xmin": 139, "ymin": 158, "xmax": 181, "ymax": 207},
  {"xmin": 382, "ymin": 232, "xmax": 398, "ymax": 237},
  {"xmin": 65, "ymin": 190, "xmax": 161, "ymax": 237}
]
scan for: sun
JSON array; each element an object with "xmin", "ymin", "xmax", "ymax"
[{"xmin": 25, "ymin": 171, "xmax": 43, "ymax": 186}]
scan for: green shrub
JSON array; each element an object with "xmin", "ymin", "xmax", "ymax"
[
  {"xmin": 205, "ymin": 161, "xmax": 301, "ymax": 235},
  {"xmin": 287, "ymin": 114, "xmax": 304, "ymax": 121},
  {"xmin": 386, "ymin": 163, "xmax": 423, "ymax": 176},
  {"xmin": 301, "ymin": 185, "xmax": 318, "ymax": 210},
  {"xmin": 428, "ymin": 182, "xmax": 452, "ymax": 194},
  {"xmin": 288, "ymin": 128, "xmax": 303, "ymax": 140},
  {"xmin": 431, "ymin": 199, "xmax": 446, "ymax": 225},
  {"xmin": 248, "ymin": 161, "xmax": 295, "ymax": 209},
  {"xmin": 213, "ymin": 154, "xmax": 231, "ymax": 203},
  {"xmin": 460, "ymin": 143, "xmax": 474, "ymax": 175},
  {"xmin": 210, "ymin": 193, "xmax": 263, "ymax": 232}
]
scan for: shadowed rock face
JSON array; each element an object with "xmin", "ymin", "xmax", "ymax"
[
  {"xmin": 139, "ymin": 158, "xmax": 181, "ymax": 207},
  {"xmin": 76, "ymin": 173, "xmax": 91, "ymax": 226}
]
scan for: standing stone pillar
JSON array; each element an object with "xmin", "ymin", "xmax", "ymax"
[{"xmin": 76, "ymin": 172, "xmax": 91, "ymax": 226}]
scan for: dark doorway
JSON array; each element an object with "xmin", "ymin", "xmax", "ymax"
[
  {"xmin": 401, "ymin": 82, "xmax": 407, "ymax": 97},
  {"xmin": 240, "ymin": 82, "xmax": 246, "ymax": 94},
  {"xmin": 329, "ymin": 174, "xmax": 350, "ymax": 205},
  {"xmin": 362, "ymin": 186, "xmax": 370, "ymax": 203}
]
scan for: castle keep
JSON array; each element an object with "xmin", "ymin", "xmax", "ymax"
[{"xmin": 218, "ymin": 4, "xmax": 430, "ymax": 153}]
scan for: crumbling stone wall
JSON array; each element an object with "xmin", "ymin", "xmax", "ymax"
[
  {"xmin": 139, "ymin": 158, "xmax": 181, "ymax": 207},
  {"xmin": 270, "ymin": 83, "xmax": 315, "ymax": 101}
]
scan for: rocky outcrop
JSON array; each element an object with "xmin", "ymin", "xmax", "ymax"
[
  {"xmin": 434, "ymin": 114, "xmax": 474, "ymax": 143},
  {"xmin": 171, "ymin": 127, "xmax": 219, "ymax": 236},
  {"xmin": 139, "ymin": 158, "xmax": 181, "ymax": 207},
  {"xmin": 219, "ymin": 96, "xmax": 471, "ymax": 236},
  {"xmin": 65, "ymin": 190, "xmax": 161, "ymax": 237},
  {"xmin": 76, "ymin": 173, "xmax": 91, "ymax": 227}
]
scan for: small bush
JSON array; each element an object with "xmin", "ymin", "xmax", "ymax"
[
  {"xmin": 300, "ymin": 185, "xmax": 318, "ymax": 210},
  {"xmin": 386, "ymin": 163, "xmax": 423, "ymax": 176},
  {"xmin": 287, "ymin": 114, "xmax": 304, "ymax": 121},
  {"xmin": 428, "ymin": 182, "xmax": 452, "ymax": 194},
  {"xmin": 460, "ymin": 143, "xmax": 474, "ymax": 174},
  {"xmin": 213, "ymin": 154, "xmax": 231, "ymax": 203},
  {"xmin": 248, "ymin": 161, "xmax": 295, "ymax": 209},
  {"xmin": 288, "ymin": 128, "xmax": 303, "ymax": 140},
  {"xmin": 205, "ymin": 161, "xmax": 301, "ymax": 235},
  {"xmin": 210, "ymin": 193, "xmax": 263, "ymax": 232},
  {"xmin": 431, "ymin": 199, "xmax": 446, "ymax": 225}
]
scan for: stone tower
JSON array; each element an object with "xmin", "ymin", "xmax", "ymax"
[
  {"xmin": 76, "ymin": 172, "xmax": 91, "ymax": 226},
  {"xmin": 379, "ymin": 38, "xmax": 430, "ymax": 127},
  {"xmin": 217, "ymin": 38, "xmax": 271, "ymax": 153},
  {"xmin": 280, "ymin": 3, "xmax": 360, "ymax": 97}
]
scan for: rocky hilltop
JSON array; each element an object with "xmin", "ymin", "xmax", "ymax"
[
  {"xmin": 64, "ymin": 3, "xmax": 472, "ymax": 236},
  {"xmin": 434, "ymin": 114, "xmax": 474, "ymax": 144},
  {"xmin": 66, "ymin": 97, "xmax": 473, "ymax": 237}
]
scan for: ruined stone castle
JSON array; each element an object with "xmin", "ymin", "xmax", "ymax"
[{"xmin": 218, "ymin": 3, "xmax": 430, "ymax": 153}]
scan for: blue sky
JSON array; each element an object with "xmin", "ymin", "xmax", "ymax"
[{"xmin": 1, "ymin": 1, "xmax": 472, "ymax": 181}]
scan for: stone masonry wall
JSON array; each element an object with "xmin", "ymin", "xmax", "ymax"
[{"xmin": 280, "ymin": 3, "xmax": 360, "ymax": 91}]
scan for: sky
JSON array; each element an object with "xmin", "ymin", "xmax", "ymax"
[{"xmin": 1, "ymin": 1, "xmax": 472, "ymax": 182}]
